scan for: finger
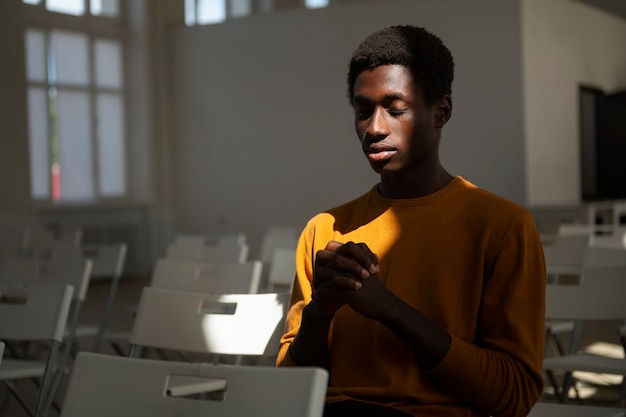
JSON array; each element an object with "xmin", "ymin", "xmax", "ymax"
[
  {"xmin": 312, "ymin": 267, "xmax": 363, "ymax": 290},
  {"xmin": 336, "ymin": 241, "xmax": 380, "ymax": 275},
  {"xmin": 315, "ymin": 248, "xmax": 371, "ymax": 280},
  {"xmin": 324, "ymin": 240, "xmax": 344, "ymax": 251}
]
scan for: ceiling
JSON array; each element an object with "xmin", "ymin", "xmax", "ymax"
[{"xmin": 575, "ymin": 0, "xmax": 626, "ymax": 21}]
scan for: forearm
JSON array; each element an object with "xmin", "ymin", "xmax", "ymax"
[
  {"xmin": 286, "ymin": 301, "xmax": 334, "ymax": 368},
  {"xmin": 375, "ymin": 292, "xmax": 452, "ymax": 369}
]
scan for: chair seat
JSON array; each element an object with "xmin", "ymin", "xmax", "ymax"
[
  {"xmin": 0, "ymin": 358, "xmax": 46, "ymax": 379},
  {"xmin": 528, "ymin": 402, "xmax": 626, "ymax": 417},
  {"xmin": 543, "ymin": 353, "xmax": 626, "ymax": 375}
]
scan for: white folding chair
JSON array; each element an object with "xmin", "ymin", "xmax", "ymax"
[
  {"xmin": 60, "ymin": 352, "xmax": 328, "ymax": 417},
  {"xmin": 258, "ymin": 226, "xmax": 299, "ymax": 290},
  {"xmin": 543, "ymin": 266, "xmax": 626, "ymax": 405},
  {"xmin": 166, "ymin": 242, "xmax": 248, "ymax": 264},
  {"xmin": 265, "ymin": 247, "xmax": 296, "ymax": 293},
  {"xmin": 151, "ymin": 258, "xmax": 262, "ymax": 294},
  {"xmin": 50, "ymin": 243, "xmax": 128, "ymax": 352},
  {"xmin": 544, "ymin": 235, "xmax": 626, "ymax": 362},
  {"xmin": 0, "ymin": 255, "xmax": 93, "ymax": 414},
  {"xmin": 528, "ymin": 402, "xmax": 626, "ymax": 417},
  {"xmin": 543, "ymin": 235, "xmax": 590, "ymax": 365},
  {"xmin": 103, "ymin": 258, "xmax": 262, "ymax": 357},
  {"xmin": 129, "ymin": 288, "xmax": 290, "ymax": 365},
  {"xmin": 258, "ymin": 226, "xmax": 299, "ymax": 265},
  {"xmin": 0, "ymin": 283, "xmax": 73, "ymax": 417}
]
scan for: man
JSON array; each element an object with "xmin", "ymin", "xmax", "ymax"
[{"xmin": 276, "ymin": 25, "xmax": 546, "ymax": 417}]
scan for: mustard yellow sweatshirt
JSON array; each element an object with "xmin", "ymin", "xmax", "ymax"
[{"xmin": 276, "ymin": 177, "xmax": 546, "ymax": 417}]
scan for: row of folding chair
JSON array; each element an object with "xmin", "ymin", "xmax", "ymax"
[
  {"xmin": 542, "ymin": 265, "xmax": 626, "ymax": 405},
  {"xmin": 168, "ymin": 227, "xmax": 299, "ymax": 292},
  {"xmin": 0, "ymin": 224, "xmax": 83, "ymax": 260},
  {"xmin": 0, "ymin": 242, "xmax": 129, "ymax": 415},
  {"xmin": 101, "ymin": 257, "xmax": 265, "ymax": 356},
  {"xmin": 100, "ymin": 231, "xmax": 296, "ymax": 399}
]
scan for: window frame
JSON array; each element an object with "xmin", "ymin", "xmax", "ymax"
[{"xmin": 23, "ymin": 0, "xmax": 129, "ymax": 206}]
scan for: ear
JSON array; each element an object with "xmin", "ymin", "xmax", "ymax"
[{"xmin": 434, "ymin": 95, "xmax": 452, "ymax": 128}]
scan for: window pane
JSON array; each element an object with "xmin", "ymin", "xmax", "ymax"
[
  {"xmin": 27, "ymin": 88, "xmax": 50, "ymax": 199},
  {"xmin": 184, "ymin": 0, "xmax": 196, "ymax": 26},
  {"xmin": 198, "ymin": 0, "xmax": 226, "ymax": 24},
  {"xmin": 305, "ymin": 0, "xmax": 328, "ymax": 8},
  {"xmin": 94, "ymin": 39, "xmax": 122, "ymax": 88},
  {"xmin": 56, "ymin": 90, "xmax": 94, "ymax": 201},
  {"xmin": 91, "ymin": 0, "xmax": 119, "ymax": 16},
  {"xmin": 96, "ymin": 93, "xmax": 125, "ymax": 196},
  {"xmin": 25, "ymin": 29, "xmax": 46, "ymax": 82},
  {"xmin": 50, "ymin": 30, "xmax": 89, "ymax": 86},
  {"xmin": 47, "ymin": 0, "xmax": 85, "ymax": 15},
  {"xmin": 23, "ymin": 0, "xmax": 41, "ymax": 6}
]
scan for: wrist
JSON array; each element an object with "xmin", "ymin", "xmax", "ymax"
[{"xmin": 303, "ymin": 300, "xmax": 336, "ymax": 323}]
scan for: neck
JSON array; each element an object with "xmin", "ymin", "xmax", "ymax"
[{"xmin": 378, "ymin": 166, "xmax": 454, "ymax": 199}]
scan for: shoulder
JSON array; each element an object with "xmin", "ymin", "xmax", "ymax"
[
  {"xmin": 454, "ymin": 177, "xmax": 530, "ymax": 219},
  {"xmin": 300, "ymin": 186, "xmax": 377, "ymax": 239}
]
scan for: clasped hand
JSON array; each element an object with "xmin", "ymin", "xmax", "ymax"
[{"xmin": 312, "ymin": 240, "xmax": 389, "ymax": 320}]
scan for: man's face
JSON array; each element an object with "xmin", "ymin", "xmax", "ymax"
[{"xmin": 352, "ymin": 64, "xmax": 440, "ymax": 176}]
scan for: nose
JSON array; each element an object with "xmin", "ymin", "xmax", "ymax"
[{"xmin": 364, "ymin": 107, "xmax": 388, "ymax": 140}]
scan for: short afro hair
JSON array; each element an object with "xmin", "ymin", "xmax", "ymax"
[{"xmin": 347, "ymin": 25, "xmax": 454, "ymax": 107}]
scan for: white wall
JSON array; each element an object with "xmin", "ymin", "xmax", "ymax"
[
  {"xmin": 167, "ymin": 0, "xmax": 525, "ymax": 256},
  {"xmin": 523, "ymin": 0, "xmax": 626, "ymax": 207}
]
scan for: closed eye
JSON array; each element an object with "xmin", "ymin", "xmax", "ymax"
[
  {"xmin": 388, "ymin": 109, "xmax": 408, "ymax": 116},
  {"xmin": 355, "ymin": 109, "xmax": 373, "ymax": 120}
]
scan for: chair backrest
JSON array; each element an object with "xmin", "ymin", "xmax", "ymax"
[
  {"xmin": 543, "ymin": 235, "xmax": 590, "ymax": 267},
  {"xmin": 166, "ymin": 243, "xmax": 248, "ymax": 264},
  {"xmin": 50, "ymin": 243, "xmax": 128, "ymax": 352},
  {"xmin": 546, "ymin": 266, "xmax": 626, "ymax": 321},
  {"xmin": 150, "ymin": 258, "xmax": 262, "ymax": 294},
  {"xmin": 130, "ymin": 288, "xmax": 290, "ymax": 357},
  {"xmin": 266, "ymin": 247, "xmax": 296, "ymax": 292},
  {"xmin": 0, "ymin": 283, "xmax": 73, "ymax": 342},
  {"xmin": 60, "ymin": 352, "xmax": 328, "ymax": 417},
  {"xmin": 174, "ymin": 232, "xmax": 247, "ymax": 247},
  {"xmin": 591, "ymin": 227, "xmax": 626, "ymax": 249},
  {"xmin": 51, "ymin": 243, "xmax": 128, "ymax": 280},
  {"xmin": 0, "ymin": 256, "xmax": 92, "ymax": 301},
  {"xmin": 258, "ymin": 226, "xmax": 299, "ymax": 264},
  {"xmin": 583, "ymin": 245, "xmax": 626, "ymax": 267}
]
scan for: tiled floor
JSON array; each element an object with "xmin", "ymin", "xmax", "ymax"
[{"xmin": 1, "ymin": 277, "xmax": 624, "ymax": 415}]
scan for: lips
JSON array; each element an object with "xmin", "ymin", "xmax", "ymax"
[{"xmin": 364, "ymin": 143, "xmax": 396, "ymax": 162}]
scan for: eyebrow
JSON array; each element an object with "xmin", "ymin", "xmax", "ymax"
[{"xmin": 352, "ymin": 93, "xmax": 410, "ymax": 105}]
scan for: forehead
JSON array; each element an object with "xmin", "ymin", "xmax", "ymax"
[{"xmin": 353, "ymin": 64, "xmax": 419, "ymax": 102}]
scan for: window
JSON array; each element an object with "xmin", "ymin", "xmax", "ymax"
[
  {"xmin": 305, "ymin": 0, "xmax": 328, "ymax": 9},
  {"xmin": 23, "ymin": 0, "xmax": 125, "ymax": 203},
  {"xmin": 184, "ymin": 0, "xmax": 329, "ymax": 26}
]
